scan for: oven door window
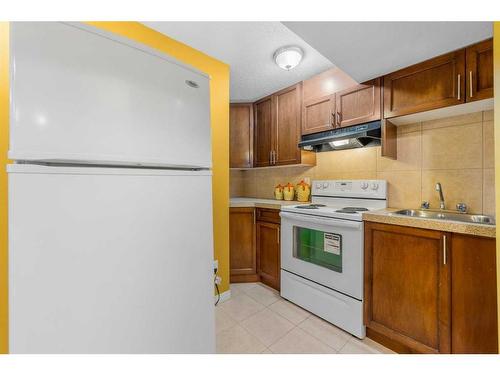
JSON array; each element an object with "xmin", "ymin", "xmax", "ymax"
[{"xmin": 293, "ymin": 227, "xmax": 342, "ymax": 273}]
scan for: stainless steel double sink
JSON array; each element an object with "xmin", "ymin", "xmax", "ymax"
[{"xmin": 391, "ymin": 209, "xmax": 495, "ymax": 225}]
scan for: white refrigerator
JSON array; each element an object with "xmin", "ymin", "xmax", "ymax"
[{"xmin": 8, "ymin": 22, "xmax": 215, "ymax": 353}]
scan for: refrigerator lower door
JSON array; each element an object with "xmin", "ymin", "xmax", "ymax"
[{"xmin": 8, "ymin": 164, "xmax": 215, "ymax": 353}]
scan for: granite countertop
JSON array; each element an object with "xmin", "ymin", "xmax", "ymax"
[
  {"xmin": 230, "ymin": 197, "xmax": 303, "ymax": 210},
  {"xmin": 363, "ymin": 208, "xmax": 496, "ymax": 238},
  {"xmin": 230, "ymin": 199, "xmax": 496, "ymax": 238}
]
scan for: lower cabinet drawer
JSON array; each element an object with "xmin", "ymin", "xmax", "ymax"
[{"xmin": 256, "ymin": 208, "xmax": 281, "ymax": 224}]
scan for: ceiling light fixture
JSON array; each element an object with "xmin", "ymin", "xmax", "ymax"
[{"xmin": 273, "ymin": 46, "xmax": 303, "ymax": 71}]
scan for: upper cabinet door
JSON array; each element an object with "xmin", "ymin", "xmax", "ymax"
[
  {"xmin": 10, "ymin": 22, "xmax": 211, "ymax": 169},
  {"xmin": 335, "ymin": 78, "xmax": 381, "ymax": 128},
  {"xmin": 383, "ymin": 50, "xmax": 465, "ymax": 118},
  {"xmin": 253, "ymin": 96, "xmax": 274, "ymax": 167},
  {"xmin": 466, "ymin": 38, "xmax": 493, "ymax": 102},
  {"xmin": 230, "ymin": 104, "xmax": 253, "ymax": 168},
  {"xmin": 302, "ymin": 94, "xmax": 336, "ymax": 135},
  {"xmin": 274, "ymin": 83, "xmax": 302, "ymax": 166}
]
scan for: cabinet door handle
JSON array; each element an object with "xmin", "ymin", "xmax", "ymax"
[
  {"xmin": 443, "ymin": 235, "xmax": 447, "ymax": 265},
  {"xmin": 337, "ymin": 111, "xmax": 342, "ymax": 126},
  {"xmin": 469, "ymin": 70, "xmax": 473, "ymax": 98},
  {"xmin": 457, "ymin": 74, "xmax": 461, "ymax": 100},
  {"xmin": 331, "ymin": 113, "xmax": 336, "ymax": 128},
  {"xmin": 272, "ymin": 150, "xmax": 276, "ymax": 165},
  {"xmin": 277, "ymin": 227, "xmax": 280, "ymax": 244}
]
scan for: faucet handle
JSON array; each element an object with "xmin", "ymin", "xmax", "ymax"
[
  {"xmin": 456, "ymin": 203, "xmax": 468, "ymax": 213},
  {"xmin": 421, "ymin": 201, "xmax": 430, "ymax": 209}
]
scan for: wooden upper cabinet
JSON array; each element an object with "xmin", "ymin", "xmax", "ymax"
[
  {"xmin": 230, "ymin": 103, "xmax": 253, "ymax": 168},
  {"xmin": 451, "ymin": 234, "xmax": 498, "ymax": 353},
  {"xmin": 364, "ymin": 222, "xmax": 450, "ymax": 354},
  {"xmin": 274, "ymin": 83, "xmax": 302, "ymax": 165},
  {"xmin": 253, "ymin": 96, "xmax": 274, "ymax": 167},
  {"xmin": 383, "ymin": 50, "xmax": 465, "ymax": 118},
  {"xmin": 302, "ymin": 67, "xmax": 357, "ymax": 102},
  {"xmin": 253, "ymin": 83, "xmax": 314, "ymax": 167},
  {"xmin": 335, "ymin": 78, "xmax": 382, "ymax": 128},
  {"xmin": 302, "ymin": 94, "xmax": 336, "ymax": 135},
  {"xmin": 466, "ymin": 38, "xmax": 493, "ymax": 102}
]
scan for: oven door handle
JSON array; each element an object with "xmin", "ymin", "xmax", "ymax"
[{"xmin": 279, "ymin": 212, "xmax": 362, "ymax": 229}]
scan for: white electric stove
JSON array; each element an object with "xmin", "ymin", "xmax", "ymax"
[{"xmin": 280, "ymin": 179, "xmax": 387, "ymax": 338}]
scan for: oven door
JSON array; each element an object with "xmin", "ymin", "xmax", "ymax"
[{"xmin": 280, "ymin": 211, "xmax": 363, "ymax": 300}]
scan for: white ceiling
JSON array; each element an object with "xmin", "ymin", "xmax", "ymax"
[
  {"xmin": 283, "ymin": 22, "xmax": 493, "ymax": 83},
  {"xmin": 143, "ymin": 22, "xmax": 334, "ymax": 102},
  {"xmin": 143, "ymin": 22, "xmax": 493, "ymax": 101}
]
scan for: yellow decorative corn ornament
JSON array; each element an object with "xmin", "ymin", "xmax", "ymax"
[
  {"xmin": 296, "ymin": 180, "xmax": 311, "ymax": 202},
  {"xmin": 283, "ymin": 182, "xmax": 295, "ymax": 201},
  {"xmin": 274, "ymin": 184, "xmax": 284, "ymax": 200}
]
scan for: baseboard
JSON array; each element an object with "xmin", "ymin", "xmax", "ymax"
[
  {"xmin": 230, "ymin": 274, "xmax": 260, "ymax": 283},
  {"xmin": 215, "ymin": 289, "xmax": 231, "ymax": 304}
]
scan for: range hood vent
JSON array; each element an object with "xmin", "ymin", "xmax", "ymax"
[{"xmin": 298, "ymin": 121, "xmax": 381, "ymax": 152}]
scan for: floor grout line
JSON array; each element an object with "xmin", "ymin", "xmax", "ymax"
[{"xmin": 220, "ymin": 283, "xmax": 391, "ymax": 354}]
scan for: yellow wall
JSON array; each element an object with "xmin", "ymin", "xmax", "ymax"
[
  {"xmin": 495, "ymin": 22, "xmax": 500, "ymax": 347},
  {"xmin": 0, "ymin": 22, "xmax": 230, "ymax": 353}
]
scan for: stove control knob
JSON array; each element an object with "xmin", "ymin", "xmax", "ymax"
[
  {"xmin": 316, "ymin": 183, "xmax": 322, "ymax": 189},
  {"xmin": 360, "ymin": 182, "xmax": 369, "ymax": 190},
  {"xmin": 323, "ymin": 182, "xmax": 329, "ymax": 189},
  {"xmin": 371, "ymin": 182, "xmax": 379, "ymax": 190}
]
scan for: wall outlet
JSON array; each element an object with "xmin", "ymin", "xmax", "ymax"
[
  {"xmin": 215, "ymin": 276, "xmax": 222, "ymax": 285},
  {"xmin": 304, "ymin": 177, "xmax": 311, "ymax": 185}
]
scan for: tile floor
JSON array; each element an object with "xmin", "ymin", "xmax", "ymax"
[{"xmin": 216, "ymin": 282, "xmax": 395, "ymax": 354}]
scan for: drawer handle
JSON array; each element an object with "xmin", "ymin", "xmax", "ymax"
[
  {"xmin": 457, "ymin": 74, "xmax": 461, "ymax": 100},
  {"xmin": 469, "ymin": 70, "xmax": 473, "ymax": 98},
  {"xmin": 443, "ymin": 235, "xmax": 447, "ymax": 265}
]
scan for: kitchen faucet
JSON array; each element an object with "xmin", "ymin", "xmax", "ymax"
[{"xmin": 435, "ymin": 182, "xmax": 445, "ymax": 210}]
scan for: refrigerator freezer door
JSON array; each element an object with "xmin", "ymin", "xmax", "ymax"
[
  {"xmin": 8, "ymin": 164, "xmax": 215, "ymax": 353},
  {"xmin": 10, "ymin": 22, "xmax": 211, "ymax": 168}
]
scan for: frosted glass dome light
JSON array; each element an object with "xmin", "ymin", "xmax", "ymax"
[{"xmin": 273, "ymin": 46, "xmax": 304, "ymax": 71}]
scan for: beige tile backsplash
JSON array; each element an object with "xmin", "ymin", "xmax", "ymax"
[{"xmin": 231, "ymin": 110, "xmax": 495, "ymax": 216}]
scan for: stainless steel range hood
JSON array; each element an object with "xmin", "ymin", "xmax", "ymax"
[{"xmin": 298, "ymin": 121, "xmax": 381, "ymax": 152}]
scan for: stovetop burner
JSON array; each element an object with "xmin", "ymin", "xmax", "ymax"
[
  {"xmin": 335, "ymin": 207, "xmax": 369, "ymax": 214},
  {"xmin": 295, "ymin": 204, "xmax": 326, "ymax": 209}
]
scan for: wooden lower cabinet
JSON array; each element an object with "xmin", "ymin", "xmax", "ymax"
[
  {"xmin": 256, "ymin": 220, "xmax": 281, "ymax": 291},
  {"xmin": 451, "ymin": 234, "xmax": 498, "ymax": 353},
  {"xmin": 229, "ymin": 208, "xmax": 259, "ymax": 282},
  {"xmin": 229, "ymin": 208, "xmax": 281, "ymax": 290},
  {"xmin": 364, "ymin": 222, "xmax": 450, "ymax": 353},
  {"xmin": 364, "ymin": 222, "xmax": 498, "ymax": 354}
]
